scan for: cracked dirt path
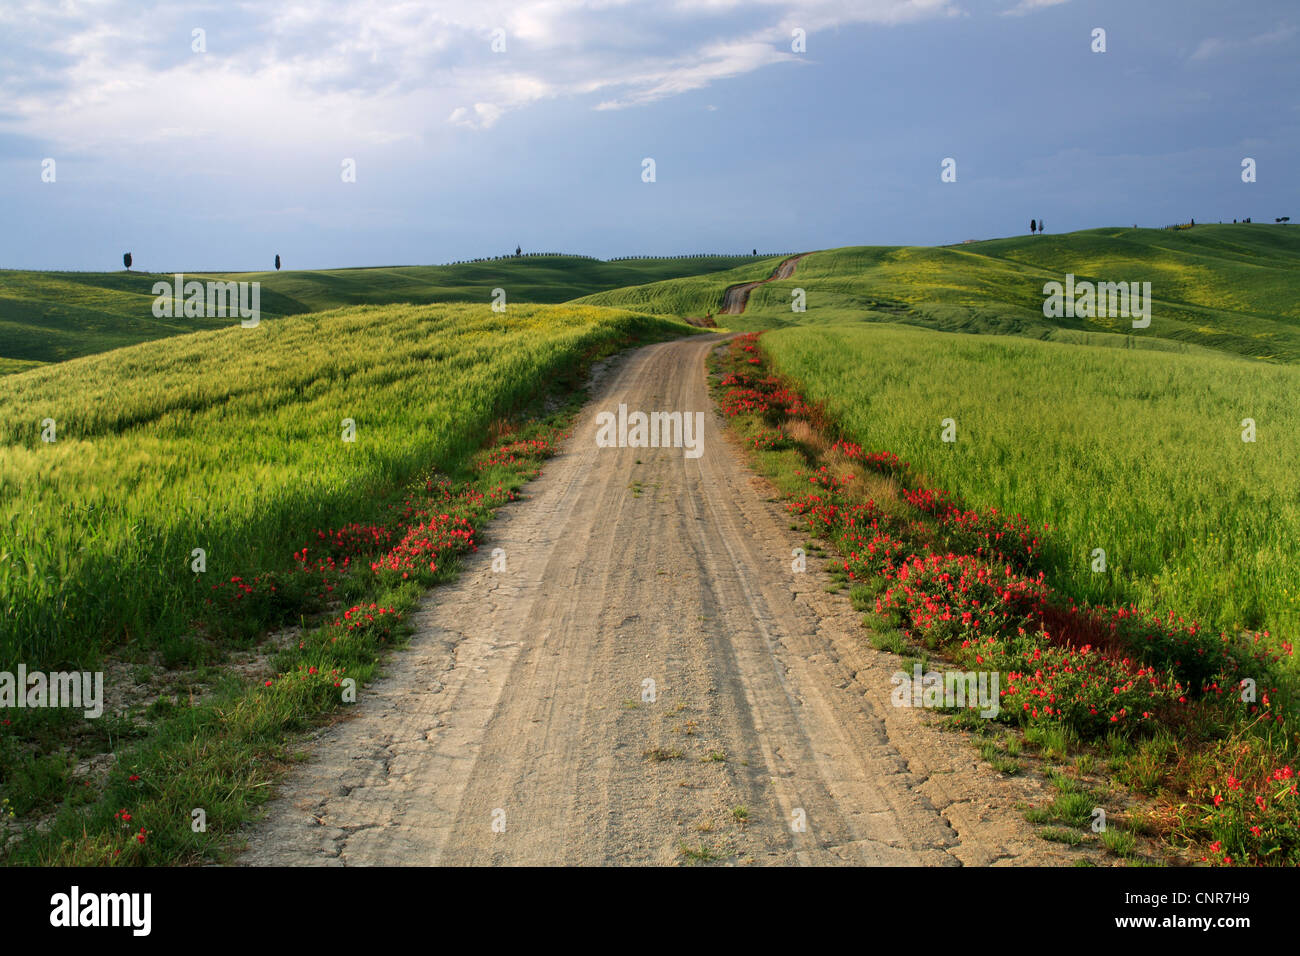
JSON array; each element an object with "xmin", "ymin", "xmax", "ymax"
[{"xmin": 239, "ymin": 334, "xmax": 1081, "ymax": 866}]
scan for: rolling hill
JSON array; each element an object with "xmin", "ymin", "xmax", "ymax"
[
  {"xmin": 0, "ymin": 300, "xmax": 693, "ymax": 668},
  {"xmin": 578, "ymin": 225, "xmax": 1300, "ymax": 363},
  {"xmin": 0, "ymin": 255, "xmax": 768, "ymax": 369}
]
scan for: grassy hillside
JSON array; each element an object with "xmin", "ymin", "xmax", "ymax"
[
  {"xmin": 223, "ymin": 255, "xmax": 773, "ymax": 313},
  {"xmin": 761, "ymin": 322, "xmax": 1300, "ymax": 642},
  {"xmin": 0, "ymin": 302, "xmax": 693, "ymax": 669},
  {"xmin": 717, "ymin": 332, "xmax": 1299, "ymax": 869},
  {"xmin": 0, "ymin": 255, "xmax": 764, "ymax": 368},
  {"xmin": 573, "ymin": 255, "xmax": 792, "ymax": 317},
  {"xmin": 583, "ymin": 226, "xmax": 1300, "ymax": 363}
]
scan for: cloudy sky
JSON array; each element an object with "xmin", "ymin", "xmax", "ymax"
[{"xmin": 1, "ymin": 0, "xmax": 1296, "ymax": 271}]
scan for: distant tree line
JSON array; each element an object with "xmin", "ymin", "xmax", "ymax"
[
  {"xmin": 1162, "ymin": 217, "xmax": 1288, "ymax": 229},
  {"xmin": 443, "ymin": 252, "xmax": 601, "ymax": 264}
]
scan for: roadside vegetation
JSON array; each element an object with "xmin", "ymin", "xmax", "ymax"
[
  {"xmin": 0, "ymin": 302, "xmax": 689, "ymax": 670},
  {"xmin": 711, "ymin": 332, "xmax": 1298, "ymax": 866},
  {"xmin": 5, "ymin": 225, "xmax": 1297, "ymax": 866},
  {"xmin": 761, "ymin": 322, "xmax": 1300, "ymax": 641},
  {"xmin": 0, "ymin": 302, "xmax": 693, "ymax": 863}
]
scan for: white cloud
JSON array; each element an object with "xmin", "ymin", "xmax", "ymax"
[
  {"xmin": 1000, "ymin": 0, "xmax": 1070, "ymax": 17},
  {"xmin": 0, "ymin": 0, "xmax": 961, "ymax": 154},
  {"xmin": 593, "ymin": 38, "xmax": 791, "ymax": 110},
  {"xmin": 449, "ymin": 103, "xmax": 504, "ymax": 129}
]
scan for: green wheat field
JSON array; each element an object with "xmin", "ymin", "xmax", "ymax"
[
  {"xmin": 2, "ymin": 225, "xmax": 1298, "ymax": 865},
  {"xmin": 5, "ymin": 227, "xmax": 1298, "ymax": 671}
]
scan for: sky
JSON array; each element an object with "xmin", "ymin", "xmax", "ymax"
[{"xmin": 0, "ymin": 0, "xmax": 1296, "ymax": 271}]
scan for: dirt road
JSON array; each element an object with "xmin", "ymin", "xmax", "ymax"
[
  {"xmin": 719, "ymin": 254, "xmax": 805, "ymax": 314},
  {"xmin": 239, "ymin": 333, "xmax": 1079, "ymax": 866}
]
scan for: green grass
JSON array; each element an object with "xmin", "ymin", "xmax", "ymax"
[
  {"xmin": 14, "ymin": 226, "xmax": 1298, "ymax": 369},
  {"xmin": 714, "ymin": 331, "xmax": 1298, "ymax": 866},
  {"xmin": 573, "ymin": 255, "xmax": 792, "ymax": 318},
  {"xmin": 1116, "ymin": 731, "xmax": 1178, "ymax": 795},
  {"xmin": 0, "ymin": 256, "xmax": 765, "ymax": 368},
  {"xmin": 0, "ymin": 357, "xmax": 44, "ymax": 375},
  {"xmin": 0, "ymin": 300, "xmax": 693, "ymax": 864},
  {"xmin": 229, "ymin": 255, "xmax": 773, "ymax": 313},
  {"xmin": 1038, "ymin": 826, "xmax": 1085, "ymax": 846},
  {"xmin": 979, "ymin": 741, "xmax": 1021, "ymax": 776},
  {"xmin": 679, "ymin": 841, "xmax": 728, "ymax": 863},
  {"xmin": 1100, "ymin": 827, "xmax": 1139, "ymax": 857},
  {"xmin": 868, "ymin": 629, "xmax": 910, "ymax": 654},
  {"xmin": 0, "ymin": 302, "xmax": 692, "ymax": 670},
  {"xmin": 0, "ymin": 409, "xmax": 579, "ymax": 864},
  {"xmin": 588, "ymin": 225, "xmax": 1300, "ymax": 363},
  {"xmin": 1024, "ymin": 725, "xmax": 1077, "ymax": 763},
  {"xmin": 1046, "ymin": 769, "xmax": 1083, "ymax": 794},
  {"xmin": 8, "ymin": 224, "xmax": 1299, "ymax": 866},
  {"xmin": 760, "ymin": 321, "xmax": 1300, "ymax": 644},
  {"xmin": 1026, "ymin": 792, "xmax": 1096, "ymax": 828}
]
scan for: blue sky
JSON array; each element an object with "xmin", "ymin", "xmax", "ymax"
[{"xmin": 0, "ymin": 0, "xmax": 1296, "ymax": 271}]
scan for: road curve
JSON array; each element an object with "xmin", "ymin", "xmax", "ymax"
[
  {"xmin": 239, "ymin": 334, "xmax": 1078, "ymax": 866},
  {"xmin": 719, "ymin": 254, "xmax": 806, "ymax": 314}
]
